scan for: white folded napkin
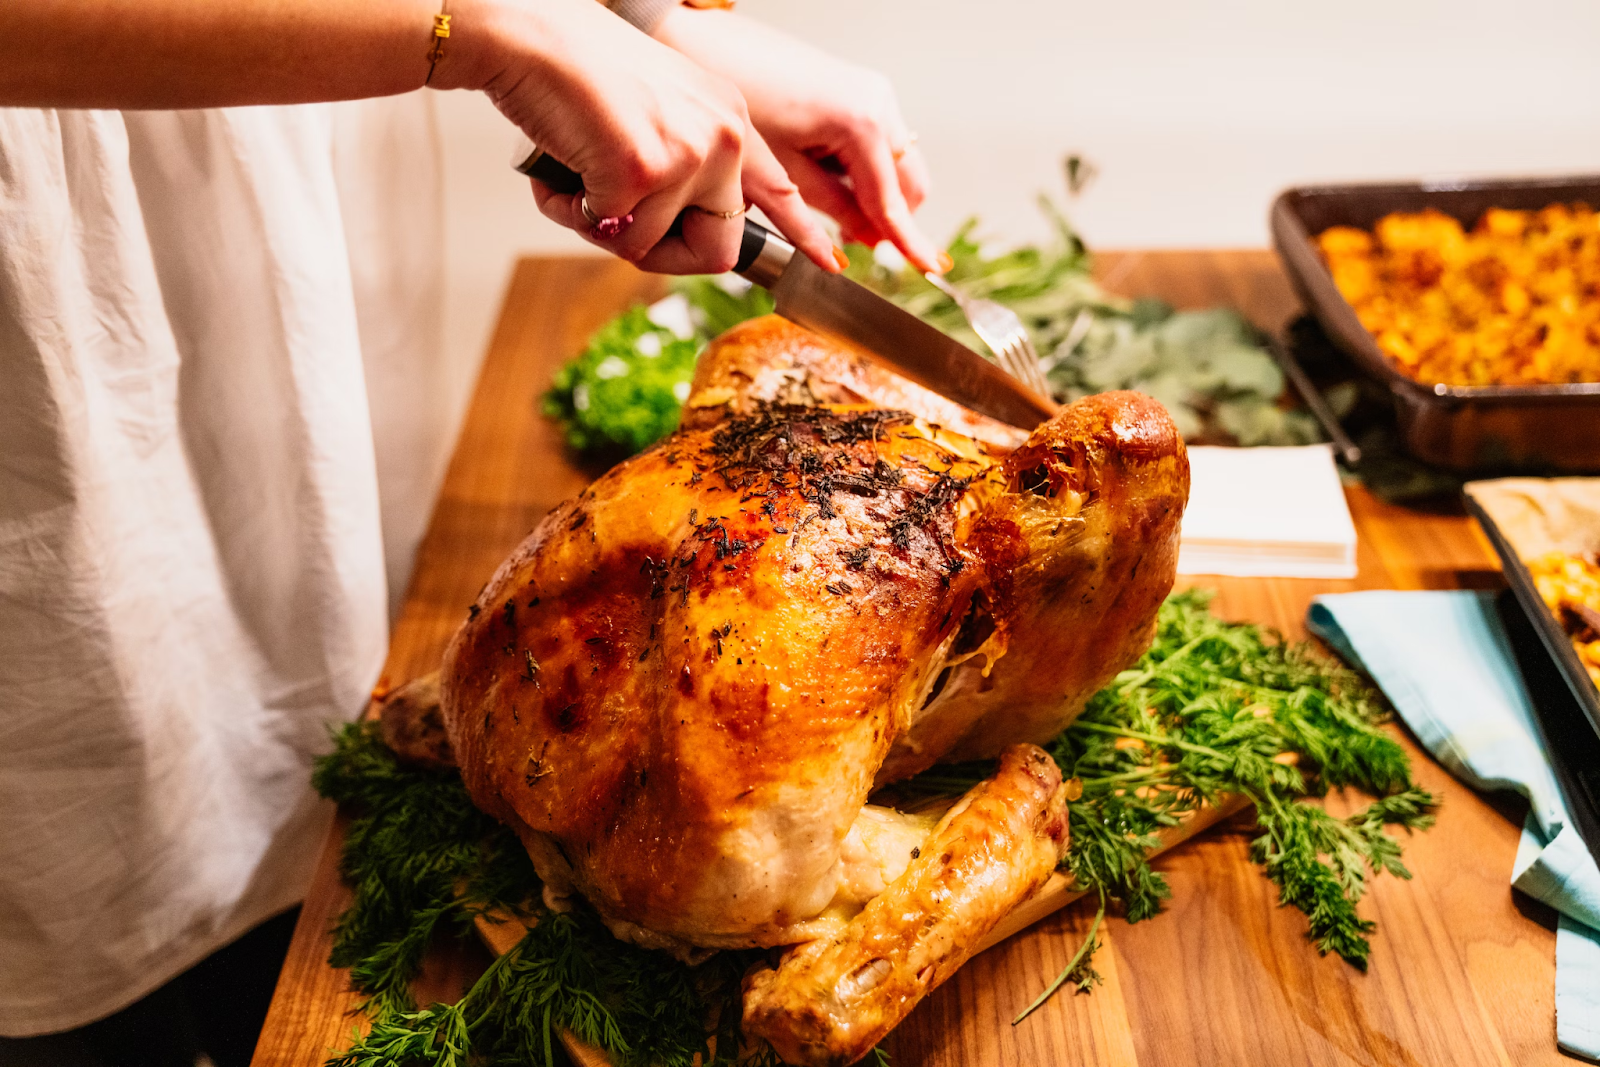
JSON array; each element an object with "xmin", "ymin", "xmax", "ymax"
[{"xmin": 1178, "ymin": 445, "xmax": 1358, "ymax": 580}]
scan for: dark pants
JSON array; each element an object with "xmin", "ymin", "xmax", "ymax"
[{"xmin": 0, "ymin": 907, "xmax": 300, "ymax": 1067}]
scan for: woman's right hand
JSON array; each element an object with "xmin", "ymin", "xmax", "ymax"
[{"xmin": 448, "ymin": 0, "xmax": 838, "ymax": 275}]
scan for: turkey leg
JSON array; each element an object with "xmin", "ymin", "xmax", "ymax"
[{"xmin": 742, "ymin": 744, "xmax": 1070, "ymax": 1067}]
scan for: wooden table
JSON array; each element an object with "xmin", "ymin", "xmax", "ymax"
[{"xmin": 251, "ymin": 252, "xmax": 1565, "ymax": 1067}]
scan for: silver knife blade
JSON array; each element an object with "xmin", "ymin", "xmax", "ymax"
[
  {"xmin": 768, "ymin": 251, "xmax": 1058, "ymax": 430},
  {"xmin": 503, "ymin": 141, "xmax": 1055, "ymax": 427}
]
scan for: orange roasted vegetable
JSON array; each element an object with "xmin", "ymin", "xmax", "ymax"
[
  {"xmin": 1528, "ymin": 551, "xmax": 1600, "ymax": 688},
  {"xmin": 1317, "ymin": 204, "xmax": 1600, "ymax": 387}
]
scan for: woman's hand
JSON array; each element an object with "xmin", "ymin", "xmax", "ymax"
[
  {"xmin": 651, "ymin": 7, "xmax": 943, "ymax": 273},
  {"xmin": 456, "ymin": 0, "xmax": 839, "ymax": 274}
]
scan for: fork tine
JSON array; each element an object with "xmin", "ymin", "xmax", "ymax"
[
  {"xmin": 999, "ymin": 337, "xmax": 1030, "ymax": 385},
  {"xmin": 999, "ymin": 334, "xmax": 1029, "ymax": 383},
  {"xmin": 1002, "ymin": 329, "xmax": 1050, "ymax": 399},
  {"xmin": 992, "ymin": 315, "xmax": 1045, "ymax": 397},
  {"xmin": 1005, "ymin": 326, "xmax": 1039, "ymax": 385},
  {"xmin": 1010, "ymin": 341, "xmax": 1043, "ymax": 397},
  {"xmin": 1024, "ymin": 344, "xmax": 1051, "ymax": 398},
  {"xmin": 1020, "ymin": 337, "xmax": 1051, "ymax": 397},
  {"xmin": 1028, "ymin": 358, "xmax": 1050, "ymax": 399},
  {"xmin": 926, "ymin": 269, "xmax": 1053, "ymax": 403},
  {"xmin": 1004, "ymin": 337, "xmax": 1030, "ymax": 385},
  {"xmin": 980, "ymin": 324, "xmax": 1022, "ymax": 382},
  {"xmin": 991, "ymin": 335, "xmax": 1016, "ymax": 375}
]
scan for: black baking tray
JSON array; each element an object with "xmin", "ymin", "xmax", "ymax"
[
  {"xmin": 1463, "ymin": 489, "xmax": 1600, "ymax": 864},
  {"xmin": 1271, "ymin": 176, "xmax": 1600, "ymax": 474}
]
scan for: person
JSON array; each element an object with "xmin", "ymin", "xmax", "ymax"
[{"xmin": 0, "ymin": 1, "xmax": 939, "ymax": 1063}]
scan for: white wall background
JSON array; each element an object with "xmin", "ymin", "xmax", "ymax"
[{"xmin": 434, "ymin": 0, "xmax": 1600, "ymax": 417}]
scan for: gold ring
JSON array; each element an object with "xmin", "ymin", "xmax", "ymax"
[
  {"xmin": 892, "ymin": 131, "xmax": 919, "ymax": 161},
  {"xmin": 695, "ymin": 204, "xmax": 747, "ymax": 220},
  {"xmin": 580, "ymin": 194, "xmax": 600, "ymax": 227}
]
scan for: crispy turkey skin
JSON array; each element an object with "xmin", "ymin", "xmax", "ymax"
[
  {"xmin": 440, "ymin": 381, "xmax": 1186, "ymax": 955},
  {"xmin": 443, "ymin": 403, "xmax": 1006, "ymax": 951},
  {"xmin": 680, "ymin": 314, "xmax": 1027, "ymax": 451}
]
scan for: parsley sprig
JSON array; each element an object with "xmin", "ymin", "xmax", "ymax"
[
  {"xmin": 541, "ymin": 281, "xmax": 774, "ymax": 457},
  {"xmin": 315, "ymin": 591, "xmax": 1435, "ymax": 1066}
]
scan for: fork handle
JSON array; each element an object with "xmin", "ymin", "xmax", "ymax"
[{"xmin": 923, "ymin": 269, "xmax": 963, "ymax": 303}]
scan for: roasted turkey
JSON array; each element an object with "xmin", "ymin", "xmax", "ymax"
[{"xmin": 416, "ymin": 315, "xmax": 1187, "ymax": 1065}]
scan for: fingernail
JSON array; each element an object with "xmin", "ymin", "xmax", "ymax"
[
  {"xmin": 832, "ymin": 246, "xmax": 851, "ymax": 271},
  {"xmin": 590, "ymin": 214, "xmax": 633, "ymax": 240},
  {"xmin": 936, "ymin": 251, "xmax": 954, "ymax": 274}
]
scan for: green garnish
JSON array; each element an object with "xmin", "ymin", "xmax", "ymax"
[
  {"xmin": 316, "ymin": 591, "xmax": 1434, "ymax": 1066},
  {"xmin": 844, "ymin": 207, "xmax": 1318, "ymax": 446},
  {"xmin": 312, "ymin": 718, "xmax": 534, "ymax": 1019},
  {"xmin": 325, "ymin": 911, "xmax": 765, "ymax": 1067},
  {"xmin": 1011, "ymin": 891, "xmax": 1106, "ymax": 1025},
  {"xmin": 540, "ymin": 306, "xmax": 699, "ymax": 458},
  {"xmin": 541, "ymin": 281, "xmax": 773, "ymax": 457},
  {"xmin": 316, "ymin": 722, "xmax": 762, "ymax": 1067}
]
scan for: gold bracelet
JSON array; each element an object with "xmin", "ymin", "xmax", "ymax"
[{"xmin": 424, "ymin": 5, "xmax": 451, "ymax": 86}]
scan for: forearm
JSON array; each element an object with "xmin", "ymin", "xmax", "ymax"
[{"xmin": 0, "ymin": 0, "xmax": 509, "ymax": 109}]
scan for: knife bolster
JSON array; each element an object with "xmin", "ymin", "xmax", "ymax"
[{"xmin": 737, "ymin": 219, "xmax": 794, "ymax": 288}]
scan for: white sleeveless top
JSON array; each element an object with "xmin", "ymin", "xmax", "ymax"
[{"xmin": 0, "ymin": 98, "xmax": 443, "ymax": 1034}]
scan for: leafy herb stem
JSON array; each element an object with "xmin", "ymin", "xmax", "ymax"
[
  {"xmin": 1068, "ymin": 720, "xmax": 1237, "ymax": 760},
  {"xmin": 1113, "ymin": 633, "xmax": 1212, "ymax": 692},
  {"xmin": 1012, "ymin": 892, "xmax": 1107, "ymax": 1024}
]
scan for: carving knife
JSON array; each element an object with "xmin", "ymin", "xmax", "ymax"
[{"xmin": 512, "ymin": 143, "xmax": 1058, "ymax": 430}]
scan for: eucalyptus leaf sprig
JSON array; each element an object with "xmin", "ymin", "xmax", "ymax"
[{"xmin": 844, "ymin": 203, "xmax": 1319, "ymax": 446}]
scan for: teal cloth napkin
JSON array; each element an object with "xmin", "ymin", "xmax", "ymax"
[{"xmin": 1308, "ymin": 591, "xmax": 1600, "ymax": 1060}]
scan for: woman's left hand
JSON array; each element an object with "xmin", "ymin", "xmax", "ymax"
[{"xmin": 652, "ymin": 7, "xmax": 943, "ymax": 273}]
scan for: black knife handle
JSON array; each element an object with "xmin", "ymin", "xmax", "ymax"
[
  {"xmin": 517, "ymin": 148, "xmax": 585, "ymax": 195},
  {"xmin": 513, "ymin": 144, "xmax": 780, "ymax": 273},
  {"xmin": 735, "ymin": 217, "xmax": 768, "ymax": 274}
]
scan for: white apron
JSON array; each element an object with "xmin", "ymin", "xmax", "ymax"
[{"xmin": 0, "ymin": 98, "xmax": 444, "ymax": 1035}]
